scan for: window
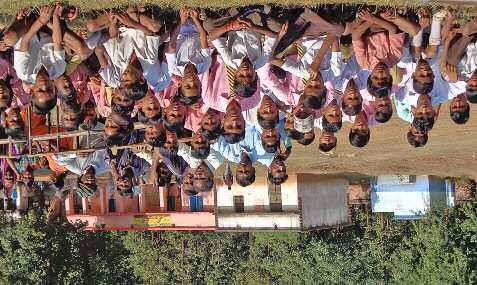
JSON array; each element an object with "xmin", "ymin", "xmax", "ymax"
[{"xmin": 233, "ymin": 196, "xmax": 244, "ymax": 213}]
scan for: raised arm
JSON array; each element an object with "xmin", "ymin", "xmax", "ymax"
[
  {"xmin": 351, "ymin": 20, "xmax": 372, "ymax": 41},
  {"xmin": 380, "ymin": 11, "xmax": 420, "ymax": 37},
  {"xmin": 52, "ymin": 5, "xmax": 63, "ymax": 51},
  {"xmin": 108, "ymin": 13, "xmax": 119, "ymax": 38},
  {"xmin": 358, "ymin": 9, "xmax": 398, "ymax": 34},
  {"xmin": 166, "ymin": 9, "xmax": 188, "ymax": 53},
  {"xmin": 310, "ymin": 33, "xmax": 336, "ymax": 72},
  {"xmin": 189, "ymin": 9, "xmax": 209, "ymax": 49},
  {"xmin": 116, "ymin": 12, "xmax": 154, "ymax": 36},
  {"xmin": 19, "ymin": 6, "xmax": 53, "ymax": 52},
  {"xmin": 209, "ymin": 18, "xmax": 250, "ymax": 41}
]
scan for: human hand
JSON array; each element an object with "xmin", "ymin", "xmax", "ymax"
[
  {"xmin": 54, "ymin": 4, "xmax": 63, "ymax": 18},
  {"xmin": 65, "ymin": 7, "xmax": 79, "ymax": 21},
  {"xmin": 116, "ymin": 12, "xmax": 137, "ymax": 27},
  {"xmin": 38, "ymin": 5, "xmax": 54, "ymax": 24},
  {"xmin": 227, "ymin": 18, "xmax": 251, "ymax": 31},
  {"xmin": 418, "ymin": 8, "xmax": 431, "ymax": 29},
  {"xmin": 380, "ymin": 11, "xmax": 396, "ymax": 22},
  {"xmin": 179, "ymin": 8, "xmax": 189, "ymax": 24},
  {"xmin": 189, "ymin": 9, "xmax": 200, "ymax": 22},
  {"xmin": 276, "ymin": 146, "xmax": 291, "ymax": 161},
  {"xmin": 357, "ymin": 9, "xmax": 373, "ymax": 22},
  {"xmin": 277, "ymin": 21, "xmax": 288, "ymax": 41}
]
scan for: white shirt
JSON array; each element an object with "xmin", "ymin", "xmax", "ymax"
[
  {"xmin": 165, "ymin": 24, "xmax": 212, "ymax": 77},
  {"xmin": 211, "ymin": 31, "xmax": 277, "ymax": 70},
  {"xmin": 281, "ymin": 37, "xmax": 342, "ymax": 82},
  {"xmin": 13, "ymin": 35, "xmax": 66, "ymax": 83},
  {"xmin": 53, "ymin": 149, "xmax": 110, "ymax": 176},
  {"xmin": 458, "ymin": 42, "xmax": 477, "ymax": 80},
  {"xmin": 99, "ymin": 27, "xmax": 170, "ymax": 92},
  {"xmin": 177, "ymin": 143, "xmax": 224, "ymax": 171}
]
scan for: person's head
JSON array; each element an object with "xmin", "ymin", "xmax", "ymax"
[
  {"xmin": 234, "ymin": 57, "xmax": 257, "ymax": 98},
  {"xmin": 222, "ymin": 100, "xmax": 245, "ymax": 144},
  {"xmin": 0, "ymin": 78, "xmax": 13, "ymax": 111},
  {"xmin": 298, "ymin": 130, "xmax": 315, "ymax": 145},
  {"xmin": 81, "ymin": 100, "xmax": 98, "ymax": 130},
  {"xmin": 349, "ymin": 111, "xmax": 370, "ymax": 148},
  {"xmin": 179, "ymin": 63, "xmax": 202, "ymax": 105},
  {"xmin": 257, "ymin": 95, "xmax": 279, "ymax": 129},
  {"xmin": 450, "ymin": 93, "xmax": 470, "ymax": 125},
  {"xmin": 411, "ymin": 94, "xmax": 435, "ymax": 133},
  {"xmin": 22, "ymin": 165, "xmax": 35, "ymax": 187},
  {"xmin": 163, "ymin": 99, "xmax": 186, "ymax": 133},
  {"xmin": 342, "ymin": 79, "xmax": 363, "ymax": 116},
  {"xmin": 54, "ymin": 73, "xmax": 77, "ymax": 103},
  {"xmin": 373, "ymin": 96, "xmax": 393, "ymax": 123},
  {"xmin": 4, "ymin": 107, "xmax": 24, "ymax": 138},
  {"xmin": 193, "ymin": 161, "xmax": 215, "ymax": 192},
  {"xmin": 367, "ymin": 62, "xmax": 393, "ymax": 98},
  {"xmin": 466, "ymin": 70, "xmax": 477, "ymax": 103},
  {"xmin": 104, "ymin": 112, "xmax": 131, "ymax": 146},
  {"xmin": 182, "ymin": 168, "xmax": 197, "ymax": 195},
  {"xmin": 261, "ymin": 127, "xmax": 280, "ymax": 153},
  {"xmin": 407, "ymin": 124, "xmax": 428, "ymax": 147},
  {"xmin": 32, "ymin": 67, "xmax": 57, "ymax": 115},
  {"xmin": 144, "ymin": 122, "xmax": 166, "ymax": 147},
  {"xmin": 120, "ymin": 58, "xmax": 147, "ymax": 100},
  {"xmin": 236, "ymin": 152, "xmax": 256, "ymax": 187},
  {"xmin": 268, "ymin": 158, "xmax": 288, "ymax": 185},
  {"xmin": 111, "ymin": 88, "xmax": 135, "ymax": 116},
  {"xmin": 79, "ymin": 165, "xmax": 97, "ymax": 190},
  {"xmin": 292, "ymin": 96, "xmax": 314, "ymax": 130},
  {"xmin": 412, "ymin": 58, "xmax": 435, "ymax": 94},
  {"xmin": 303, "ymin": 71, "xmax": 327, "ymax": 109},
  {"xmin": 318, "ymin": 132, "xmax": 337, "ymax": 152},
  {"xmin": 201, "ymin": 108, "xmax": 222, "ymax": 140},
  {"xmin": 190, "ymin": 130, "xmax": 210, "ymax": 159},
  {"xmin": 2, "ymin": 167, "xmax": 15, "ymax": 190},
  {"xmin": 61, "ymin": 102, "xmax": 84, "ymax": 131},
  {"xmin": 116, "ymin": 167, "xmax": 134, "ymax": 194},
  {"xmin": 322, "ymin": 100, "xmax": 342, "ymax": 133},
  {"xmin": 156, "ymin": 161, "xmax": 173, "ymax": 187},
  {"xmin": 160, "ymin": 129, "xmax": 178, "ymax": 156},
  {"xmin": 138, "ymin": 93, "xmax": 162, "ymax": 124}
]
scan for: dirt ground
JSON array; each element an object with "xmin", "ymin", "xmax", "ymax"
[{"xmin": 284, "ymin": 101, "xmax": 477, "ymax": 179}]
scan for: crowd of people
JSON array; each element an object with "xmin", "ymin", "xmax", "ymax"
[{"xmin": 0, "ymin": 4, "xmax": 475, "ymax": 212}]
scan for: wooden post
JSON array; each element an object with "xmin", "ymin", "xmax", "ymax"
[
  {"xmin": 27, "ymin": 105, "xmax": 32, "ymax": 155},
  {"xmin": 56, "ymin": 107, "xmax": 60, "ymax": 151},
  {"xmin": 47, "ymin": 112, "xmax": 51, "ymax": 152}
]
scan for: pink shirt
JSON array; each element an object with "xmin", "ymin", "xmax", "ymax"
[
  {"xmin": 68, "ymin": 64, "xmax": 91, "ymax": 106},
  {"xmin": 352, "ymin": 32, "xmax": 405, "ymax": 70},
  {"xmin": 89, "ymin": 78, "xmax": 139, "ymax": 118},
  {"xmin": 0, "ymin": 58, "xmax": 30, "ymax": 108},
  {"xmin": 201, "ymin": 56, "xmax": 260, "ymax": 113}
]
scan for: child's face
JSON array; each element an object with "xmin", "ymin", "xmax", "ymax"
[
  {"xmin": 145, "ymin": 123, "xmax": 163, "ymax": 143},
  {"xmin": 3, "ymin": 169, "xmax": 15, "ymax": 189},
  {"xmin": 323, "ymin": 100, "xmax": 342, "ymax": 123},
  {"xmin": 141, "ymin": 94, "xmax": 161, "ymax": 119},
  {"xmin": 319, "ymin": 132, "xmax": 337, "ymax": 148},
  {"xmin": 236, "ymin": 58, "xmax": 256, "ymax": 86},
  {"xmin": 121, "ymin": 65, "xmax": 142, "ymax": 87},
  {"xmin": 373, "ymin": 96, "xmax": 392, "ymax": 115},
  {"xmin": 414, "ymin": 94, "xmax": 434, "ymax": 120},
  {"xmin": 343, "ymin": 80, "xmax": 363, "ymax": 109},
  {"xmin": 61, "ymin": 109, "xmax": 81, "ymax": 130},
  {"xmin": 191, "ymin": 130, "xmax": 209, "ymax": 150},
  {"xmin": 104, "ymin": 117, "xmax": 121, "ymax": 137},
  {"xmin": 351, "ymin": 111, "xmax": 369, "ymax": 134},
  {"xmin": 164, "ymin": 130, "xmax": 178, "ymax": 152},
  {"xmin": 54, "ymin": 74, "xmax": 75, "ymax": 101},
  {"xmin": 412, "ymin": 59, "xmax": 434, "ymax": 86},
  {"xmin": 223, "ymin": 102, "xmax": 245, "ymax": 135},
  {"xmin": 304, "ymin": 72, "xmax": 325, "ymax": 97},
  {"xmin": 112, "ymin": 90, "xmax": 134, "ymax": 109},
  {"xmin": 467, "ymin": 71, "xmax": 477, "ymax": 92},
  {"xmin": 261, "ymin": 128, "xmax": 279, "ymax": 148},
  {"xmin": 5, "ymin": 109, "xmax": 23, "ymax": 129},
  {"xmin": 83, "ymin": 102, "xmax": 97, "ymax": 125},
  {"xmin": 0, "ymin": 82, "xmax": 11, "ymax": 109},
  {"xmin": 32, "ymin": 73, "xmax": 56, "ymax": 104},
  {"xmin": 370, "ymin": 62, "xmax": 391, "ymax": 87},
  {"xmin": 117, "ymin": 175, "xmax": 133, "ymax": 192},
  {"xmin": 293, "ymin": 97, "xmax": 312, "ymax": 119},
  {"xmin": 181, "ymin": 63, "xmax": 201, "ymax": 98},
  {"xmin": 81, "ymin": 166, "xmax": 96, "ymax": 187},
  {"xmin": 269, "ymin": 159, "xmax": 287, "ymax": 181}
]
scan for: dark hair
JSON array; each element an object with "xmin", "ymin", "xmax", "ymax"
[
  {"xmin": 342, "ymin": 102, "xmax": 362, "ymax": 116},
  {"xmin": 367, "ymin": 76, "xmax": 392, "ymax": 98},
  {"xmin": 111, "ymin": 102, "xmax": 134, "ymax": 116},
  {"xmin": 297, "ymin": 132, "xmax": 315, "ymax": 146},
  {"xmin": 137, "ymin": 109, "xmax": 162, "ymax": 124},
  {"xmin": 349, "ymin": 130, "xmax": 370, "ymax": 148},
  {"xmin": 4, "ymin": 127, "xmax": 23, "ymax": 138},
  {"xmin": 57, "ymin": 86, "xmax": 77, "ymax": 103},
  {"xmin": 286, "ymin": 129, "xmax": 302, "ymax": 140},
  {"xmin": 234, "ymin": 76, "xmax": 257, "ymax": 98},
  {"xmin": 0, "ymin": 77, "xmax": 13, "ymax": 111},
  {"xmin": 413, "ymin": 79, "xmax": 434, "ymax": 95},
  {"xmin": 319, "ymin": 142, "xmax": 336, "ymax": 152},
  {"xmin": 123, "ymin": 81, "xmax": 148, "ymax": 100},
  {"xmin": 156, "ymin": 162, "xmax": 172, "ymax": 187},
  {"xmin": 412, "ymin": 117, "xmax": 434, "ymax": 133},
  {"xmin": 164, "ymin": 117, "xmax": 185, "ymax": 133},
  {"xmin": 257, "ymin": 112, "xmax": 278, "ymax": 129},
  {"xmin": 191, "ymin": 145, "xmax": 210, "ymax": 159},
  {"xmin": 195, "ymin": 178, "xmax": 214, "ymax": 192},
  {"xmin": 178, "ymin": 91, "xmax": 201, "ymax": 106},
  {"xmin": 145, "ymin": 131, "xmax": 166, "ymax": 147},
  {"xmin": 406, "ymin": 131, "xmax": 428, "ymax": 147},
  {"xmin": 32, "ymin": 96, "xmax": 57, "ymax": 115},
  {"xmin": 450, "ymin": 105, "xmax": 470, "ymax": 125},
  {"xmin": 267, "ymin": 171, "xmax": 288, "ymax": 185},
  {"xmin": 236, "ymin": 171, "xmax": 256, "ymax": 187},
  {"xmin": 159, "ymin": 145, "xmax": 178, "ymax": 158},
  {"xmin": 202, "ymin": 126, "xmax": 222, "ymax": 140},
  {"xmin": 375, "ymin": 108, "xmax": 393, "ymax": 123},
  {"xmin": 466, "ymin": 88, "xmax": 477, "ymax": 104},
  {"xmin": 303, "ymin": 90, "xmax": 327, "ymax": 110},
  {"xmin": 222, "ymin": 131, "xmax": 245, "ymax": 144},
  {"xmin": 105, "ymin": 134, "xmax": 126, "ymax": 146},
  {"xmin": 322, "ymin": 116, "xmax": 342, "ymax": 133}
]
